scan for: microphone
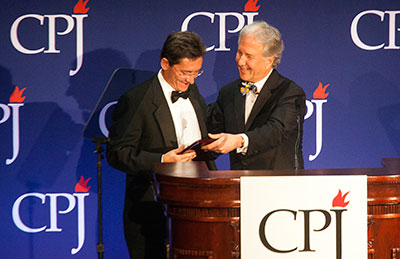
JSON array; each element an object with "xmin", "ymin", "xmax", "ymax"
[{"xmin": 294, "ymin": 97, "xmax": 303, "ymax": 170}]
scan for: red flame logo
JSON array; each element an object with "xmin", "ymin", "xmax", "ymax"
[
  {"xmin": 244, "ymin": 0, "xmax": 260, "ymax": 12},
  {"xmin": 9, "ymin": 86, "xmax": 26, "ymax": 103},
  {"xmin": 313, "ymin": 82, "xmax": 330, "ymax": 99},
  {"xmin": 74, "ymin": 0, "xmax": 90, "ymax": 14},
  {"xmin": 332, "ymin": 189, "xmax": 350, "ymax": 207},
  {"xmin": 75, "ymin": 176, "xmax": 91, "ymax": 192}
]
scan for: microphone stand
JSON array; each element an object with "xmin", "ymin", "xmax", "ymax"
[
  {"xmin": 294, "ymin": 97, "xmax": 304, "ymax": 172},
  {"xmin": 294, "ymin": 115, "xmax": 301, "ymax": 171},
  {"xmin": 92, "ymin": 136, "xmax": 109, "ymax": 259}
]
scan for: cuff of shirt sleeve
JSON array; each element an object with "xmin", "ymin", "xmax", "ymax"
[{"xmin": 236, "ymin": 133, "xmax": 249, "ymax": 154}]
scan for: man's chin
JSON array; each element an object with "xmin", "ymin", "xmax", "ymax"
[
  {"xmin": 177, "ymin": 84, "xmax": 190, "ymax": 92},
  {"xmin": 239, "ymin": 74, "xmax": 250, "ymax": 82},
  {"xmin": 239, "ymin": 71, "xmax": 251, "ymax": 81}
]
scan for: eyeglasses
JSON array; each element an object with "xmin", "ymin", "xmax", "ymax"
[{"xmin": 172, "ymin": 66, "xmax": 204, "ymax": 78}]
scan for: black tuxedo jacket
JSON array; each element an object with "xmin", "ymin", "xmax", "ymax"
[
  {"xmin": 107, "ymin": 74, "xmax": 216, "ymax": 203},
  {"xmin": 208, "ymin": 69, "xmax": 306, "ymax": 170}
]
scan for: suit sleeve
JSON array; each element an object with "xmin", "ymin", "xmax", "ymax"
[
  {"xmin": 106, "ymin": 91, "xmax": 162, "ymax": 174},
  {"xmin": 245, "ymin": 83, "xmax": 306, "ymax": 156},
  {"xmin": 207, "ymin": 100, "xmax": 225, "ymax": 134}
]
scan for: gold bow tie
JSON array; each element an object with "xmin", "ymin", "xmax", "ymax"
[{"xmin": 240, "ymin": 81, "xmax": 258, "ymax": 96}]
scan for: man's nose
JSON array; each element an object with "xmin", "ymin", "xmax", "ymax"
[
  {"xmin": 186, "ymin": 76, "xmax": 195, "ymax": 85},
  {"xmin": 237, "ymin": 55, "xmax": 246, "ymax": 66},
  {"xmin": 185, "ymin": 75, "xmax": 196, "ymax": 85}
]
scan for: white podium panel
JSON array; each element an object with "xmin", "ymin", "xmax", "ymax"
[{"xmin": 241, "ymin": 175, "xmax": 367, "ymax": 259}]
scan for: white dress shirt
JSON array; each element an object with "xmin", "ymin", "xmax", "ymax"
[{"xmin": 158, "ymin": 70, "xmax": 202, "ymax": 148}]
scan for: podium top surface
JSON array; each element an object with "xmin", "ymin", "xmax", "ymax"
[{"xmin": 153, "ymin": 159, "xmax": 400, "ymax": 182}]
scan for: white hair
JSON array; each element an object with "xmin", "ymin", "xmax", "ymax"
[{"xmin": 238, "ymin": 21, "xmax": 284, "ymax": 68}]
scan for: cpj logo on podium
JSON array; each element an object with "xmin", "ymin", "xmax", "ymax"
[{"xmin": 241, "ymin": 175, "xmax": 367, "ymax": 259}]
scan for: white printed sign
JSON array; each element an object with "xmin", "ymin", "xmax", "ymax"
[{"xmin": 241, "ymin": 175, "xmax": 367, "ymax": 259}]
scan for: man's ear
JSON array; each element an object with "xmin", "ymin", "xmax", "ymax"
[
  {"xmin": 266, "ymin": 56, "xmax": 275, "ymax": 68},
  {"xmin": 160, "ymin": 58, "xmax": 170, "ymax": 70}
]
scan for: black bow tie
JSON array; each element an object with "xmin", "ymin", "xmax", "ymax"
[{"xmin": 171, "ymin": 89, "xmax": 190, "ymax": 103}]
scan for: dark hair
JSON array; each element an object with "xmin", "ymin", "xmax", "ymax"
[{"xmin": 160, "ymin": 31, "xmax": 206, "ymax": 66}]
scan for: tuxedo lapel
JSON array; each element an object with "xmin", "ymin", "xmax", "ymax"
[
  {"xmin": 234, "ymin": 81, "xmax": 246, "ymax": 132},
  {"xmin": 188, "ymin": 87, "xmax": 208, "ymax": 139},
  {"xmin": 245, "ymin": 70, "xmax": 278, "ymax": 131},
  {"xmin": 151, "ymin": 77, "xmax": 178, "ymax": 148}
]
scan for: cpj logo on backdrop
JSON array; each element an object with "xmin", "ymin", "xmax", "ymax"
[
  {"xmin": 1, "ymin": 86, "xmax": 25, "ymax": 165},
  {"xmin": 10, "ymin": 0, "xmax": 90, "ymax": 76},
  {"xmin": 181, "ymin": 0, "xmax": 260, "ymax": 51},
  {"xmin": 3, "ymin": 0, "xmax": 90, "ymax": 165},
  {"xmin": 12, "ymin": 177, "xmax": 92, "ymax": 255},
  {"xmin": 306, "ymin": 83, "xmax": 330, "ymax": 162},
  {"xmin": 351, "ymin": 10, "xmax": 400, "ymax": 50}
]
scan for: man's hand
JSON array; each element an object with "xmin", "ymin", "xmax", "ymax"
[
  {"xmin": 202, "ymin": 133, "xmax": 243, "ymax": 154},
  {"xmin": 162, "ymin": 145, "xmax": 197, "ymax": 162}
]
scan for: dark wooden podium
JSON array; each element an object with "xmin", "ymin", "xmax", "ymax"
[{"xmin": 153, "ymin": 158, "xmax": 400, "ymax": 259}]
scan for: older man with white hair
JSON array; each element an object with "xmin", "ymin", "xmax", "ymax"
[{"xmin": 205, "ymin": 20, "xmax": 306, "ymax": 170}]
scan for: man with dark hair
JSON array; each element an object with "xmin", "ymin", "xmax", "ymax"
[
  {"xmin": 107, "ymin": 31, "xmax": 215, "ymax": 258},
  {"xmin": 205, "ymin": 21, "xmax": 306, "ymax": 170}
]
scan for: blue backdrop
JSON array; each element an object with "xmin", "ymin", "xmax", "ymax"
[{"xmin": 1, "ymin": 0, "xmax": 399, "ymax": 258}]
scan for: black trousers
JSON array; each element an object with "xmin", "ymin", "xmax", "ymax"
[{"xmin": 123, "ymin": 183, "xmax": 167, "ymax": 259}]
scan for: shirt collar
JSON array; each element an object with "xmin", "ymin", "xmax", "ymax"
[
  {"xmin": 252, "ymin": 68, "xmax": 273, "ymax": 93},
  {"xmin": 158, "ymin": 69, "xmax": 175, "ymax": 93}
]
